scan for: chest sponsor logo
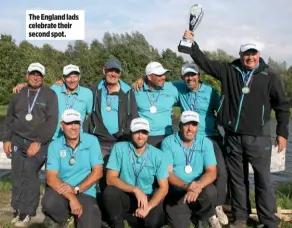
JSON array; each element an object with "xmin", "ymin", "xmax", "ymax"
[{"xmin": 60, "ymin": 150, "xmax": 66, "ymax": 158}]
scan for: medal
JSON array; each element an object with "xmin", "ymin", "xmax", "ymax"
[
  {"xmin": 106, "ymin": 105, "xmax": 112, "ymax": 112},
  {"xmin": 25, "ymin": 113, "xmax": 33, "ymax": 121},
  {"xmin": 242, "ymin": 86, "xmax": 250, "ymax": 94},
  {"xmin": 149, "ymin": 106, "xmax": 157, "ymax": 114},
  {"xmin": 69, "ymin": 157, "xmax": 76, "ymax": 166},
  {"xmin": 185, "ymin": 165, "xmax": 192, "ymax": 174}
]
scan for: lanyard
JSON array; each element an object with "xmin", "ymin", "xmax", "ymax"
[
  {"xmin": 64, "ymin": 93, "xmax": 78, "ymax": 109},
  {"xmin": 67, "ymin": 145, "xmax": 79, "ymax": 158},
  {"xmin": 188, "ymin": 91, "xmax": 198, "ymax": 111},
  {"xmin": 243, "ymin": 69, "xmax": 256, "ymax": 87},
  {"xmin": 27, "ymin": 88, "xmax": 41, "ymax": 114},
  {"xmin": 129, "ymin": 146, "xmax": 149, "ymax": 186},
  {"xmin": 179, "ymin": 139, "xmax": 195, "ymax": 166},
  {"xmin": 103, "ymin": 82, "xmax": 117, "ymax": 106},
  {"xmin": 146, "ymin": 90, "xmax": 160, "ymax": 107}
]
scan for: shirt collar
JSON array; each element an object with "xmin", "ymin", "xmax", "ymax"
[
  {"xmin": 61, "ymin": 84, "xmax": 80, "ymax": 95},
  {"xmin": 143, "ymin": 81, "xmax": 164, "ymax": 91}
]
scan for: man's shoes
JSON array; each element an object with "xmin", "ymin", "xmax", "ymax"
[
  {"xmin": 42, "ymin": 215, "xmax": 67, "ymax": 228},
  {"xmin": 215, "ymin": 205, "xmax": 229, "ymax": 225},
  {"xmin": 14, "ymin": 214, "xmax": 31, "ymax": 227},
  {"xmin": 11, "ymin": 210, "xmax": 20, "ymax": 224},
  {"xmin": 229, "ymin": 220, "xmax": 247, "ymax": 228},
  {"xmin": 208, "ymin": 215, "xmax": 222, "ymax": 228}
]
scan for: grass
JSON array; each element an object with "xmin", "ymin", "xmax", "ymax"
[{"xmin": 0, "ymin": 105, "xmax": 7, "ymax": 118}]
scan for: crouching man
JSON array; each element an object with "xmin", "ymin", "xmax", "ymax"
[
  {"xmin": 42, "ymin": 109, "xmax": 104, "ymax": 228},
  {"xmin": 162, "ymin": 111, "xmax": 221, "ymax": 228},
  {"xmin": 103, "ymin": 117, "xmax": 168, "ymax": 228}
]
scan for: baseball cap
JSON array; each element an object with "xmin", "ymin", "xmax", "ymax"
[
  {"xmin": 180, "ymin": 110, "xmax": 200, "ymax": 124},
  {"xmin": 61, "ymin": 109, "xmax": 81, "ymax": 123},
  {"xmin": 145, "ymin": 62, "xmax": 169, "ymax": 76},
  {"xmin": 27, "ymin": 63, "xmax": 45, "ymax": 76},
  {"xmin": 181, "ymin": 63, "xmax": 199, "ymax": 76},
  {"xmin": 63, "ymin": 64, "xmax": 80, "ymax": 76},
  {"xmin": 130, "ymin": 118, "xmax": 150, "ymax": 133},
  {"xmin": 240, "ymin": 43, "xmax": 260, "ymax": 53},
  {"xmin": 104, "ymin": 59, "xmax": 123, "ymax": 71}
]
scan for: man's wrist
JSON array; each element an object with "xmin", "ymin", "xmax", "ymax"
[{"xmin": 74, "ymin": 186, "xmax": 80, "ymax": 194}]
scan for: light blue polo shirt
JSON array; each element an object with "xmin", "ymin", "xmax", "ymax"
[
  {"xmin": 161, "ymin": 132, "xmax": 216, "ymax": 185},
  {"xmin": 134, "ymin": 82, "xmax": 179, "ymax": 136},
  {"xmin": 96, "ymin": 80, "xmax": 131, "ymax": 135},
  {"xmin": 173, "ymin": 81, "xmax": 220, "ymax": 136},
  {"xmin": 46, "ymin": 133, "xmax": 103, "ymax": 197},
  {"xmin": 51, "ymin": 84, "xmax": 93, "ymax": 139},
  {"xmin": 106, "ymin": 141, "xmax": 168, "ymax": 194}
]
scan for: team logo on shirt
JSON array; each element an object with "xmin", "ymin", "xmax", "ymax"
[{"xmin": 60, "ymin": 150, "xmax": 66, "ymax": 158}]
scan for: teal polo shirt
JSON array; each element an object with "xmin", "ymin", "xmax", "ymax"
[
  {"xmin": 106, "ymin": 141, "xmax": 168, "ymax": 194},
  {"xmin": 161, "ymin": 132, "xmax": 216, "ymax": 185},
  {"xmin": 134, "ymin": 82, "xmax": 179, "ymax": 136},
  {"xmin": 46, "ymin": 133, "xmax": 104, "ymax": 197},
  {"xmin": 97, "ymin": 80, "xmax": 132, "ymax": 135},
  {"xmin": 51, "ymin": 84, "xmax": 93, "ymax": 139},
  {"xmin": 173, "ymin": 81, "xmax": 220, "ymax": 137}
]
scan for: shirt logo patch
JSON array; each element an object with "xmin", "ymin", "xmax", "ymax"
[{"xmin": 60, "ymin": 150, "xmax": 66, "ymax": 158}]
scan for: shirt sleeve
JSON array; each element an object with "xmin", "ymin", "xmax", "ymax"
[
  {"xmin": 86, "ymin": 90, "xmax": 93, "ymax": 114},
  {"xmin": 46, "ymin": 142, "xmax": 60, "ymax": 171},
  {"xmin": 155, "ymin": 153, "xmax": 169, "ymax": 180},
  {"xmin": 203, "ymin": 138, "xmax": 217, "ymax": 167},
  {"xmin": 106, "ymin": 143, "xmax": 122, "ymax": 172},
  {"xmin": 160, "ymin": 139, "xmax": 174, "ymax": 166},
  {"xmin": 90, "ymin": 136, "xmax": 103, "ymax": 167}
]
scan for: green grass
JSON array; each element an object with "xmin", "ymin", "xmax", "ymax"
[{"xmin": 0, "ymin": 105, "xmax": 8, "ymax": 117}]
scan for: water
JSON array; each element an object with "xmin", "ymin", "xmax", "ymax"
[{"xmin": 0, "ymin": 117, "xmax": 292, "ymax": 185}]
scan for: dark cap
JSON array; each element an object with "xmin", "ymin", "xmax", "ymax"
[{"xmin": 104, "ymin": 59, "xmax": 122, "ymax": 72}]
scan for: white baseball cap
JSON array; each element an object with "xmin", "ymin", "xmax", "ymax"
[
  {"xmin": 180, "ymin": 110, "xmax": 200, "ymax": 124},
  {"xmin": 61, "ymin": 109, "xmax": 81, "ymax": 123},
  {"xmin": 240, "ymin": 43, "xmax": 260, "ymax": 53},
  {"xmin": 63, "ymin": 64, "xmax": 80, "ymax": 76},
  {"xmin": 27, "ymin": 63, "xmax": 45, "ymax": 76},
  {"xmin": 145, "ymin": 62, "xmax": 169, "ymax": 76},
  {"xmin": 130, "ymin": 118, "xmax": 150, "ymax": 133},
  {"xmin": 181, "ymin": 63, "xmax": 199, "ymax": 76}
]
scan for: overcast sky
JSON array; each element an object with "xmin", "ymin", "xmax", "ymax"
[{"xmin": 1, "ymin": 0, "xmax": 291, "ymax": 66}]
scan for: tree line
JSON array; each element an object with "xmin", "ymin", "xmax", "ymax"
[{"xmin": 0, "ymin": 32, "xmax": 291, "ymax": 106}]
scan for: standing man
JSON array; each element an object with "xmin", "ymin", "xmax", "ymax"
[
  {"xmin": 42, "ymin": 109, "xmax": 104, "ymax": 228},
  {"xmin": 173, "ymin": 63, "xmax": 228, "ymax": 225},
  {"xmin": 89, "ymin": 59, "xmax": 139, "ymax": 159},
  {"xmin": 134, "ymin": 61, "xmax": 179, "ymax": 147},
  {"xmin": 3, "ymin": 62, "xmax": 58, "ymax": 227},
  {"xmin": 185, "ymin": 30, "xmax": 290, "ymax": 228},
  {"xmin": 103, "ymin": 117, "xmax": 169, "ymax": 228},
  {"xmin": 162, "ymin": 111, "xmax": 221, "ymax": 228}
]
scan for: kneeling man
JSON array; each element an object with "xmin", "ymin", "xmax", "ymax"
[
  {"xmin": 103, "ymin": 117, "xmax": 168, "ymax": 228},
  {"xmin": 42, "ymin": 109, "xmax": 104, "ymax": 228}
]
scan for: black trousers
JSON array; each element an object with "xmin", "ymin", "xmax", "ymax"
[
  {"xmin": 225, "ymin": 131, "xmax": 280, "ymax": 228},
  {"xmin": 42, "ymin": 187, "xmax": 101, "ymax": 228},
  {"xmin": 165, "ymin": 184, "xmax": 217, "ymax": 228},
  {"xmin": 11, "ymin": 134, "xmax": 48, "ymax": 216},
  {"xmin": 208, "ymin": 135, "xmax": 227, "ymax": 206},
  {"xmin": 103, "ymin": 186, "xmax": 165, "ymax": 228}
]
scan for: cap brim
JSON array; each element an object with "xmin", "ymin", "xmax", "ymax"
[
  {"xmin": 28, "ymin": 70, "xmax": 44, "ymax": 76},
  {"xmin": 181, "ymin": 120, "xmax": 199, "ymax": 124},
  {"xmin": 131, "ymin": 127, "xmax": 150, "ymax": 133},
  {"xmin": 63, "ymin": 71, "xmax": 80, "ymax": 76},
  {"xmin": 182, "ymin": 68, "xmax": 198, "ymax": 76},
  {"xmin": 62, "ymin": 119, "xmax": 81, "ymax": 123}
]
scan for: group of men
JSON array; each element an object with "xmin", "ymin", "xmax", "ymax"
[{"xmin": 2, "ymin": 28, "xmax": 290, "ymax": 228}]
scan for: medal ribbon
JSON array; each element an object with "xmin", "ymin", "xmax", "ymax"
[
  {"xmin": 67, "ymin": 146, "xmax": 79, "ymax": 159},
  {"xmin": 64, "ymin": 94, "xmax": 78, "ymax": 109},
  {"xmin": 188, "ymin": 91, "xmax": 198, "ymax": 111},
  {"xmin": 103, "ymin": 82, "xmax": 117, "ymax": 108},
  {"xmin": 179, "ymin": 139, "xmax": 195, "ymax": 166},
  {"xmin": 146, "ymin": 90, "xmax": 161, "ymax": 108},
  {"xmin": 129, "ymin": 146, "xmax": 149, "ymax": 186},
  {"xmin": 243, "ymin": 69, "xmax": 256, "ymax": 88},
  {"xmin": 27, "ymin": 88, "xmax": 41, "ymax": 114}
]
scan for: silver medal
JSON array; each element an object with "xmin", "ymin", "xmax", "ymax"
[
  {"xmin": 185, "ymin": 165, "xmax": 192, "ymax": 174},
  {"xmin": 69, "ymin": 157, "xmax": 76, "ymax": 166},
  {"xmin": 242, "ymin": 87, "xmax": 250, "ymax": 94},
  {"xmin": 149, "ymin": 106, "xmax": 157, "ymax": 114},
  {"xmin": 25, "ymin": 113, "xmax": 33, "ymax": 121},
  {"xmin": 106, "ymin": 105, "xmax": 112, "ymax": 112}
]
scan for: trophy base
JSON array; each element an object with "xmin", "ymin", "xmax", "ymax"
[{"xmin": 178, "ymin": 40, "xmax": 193, "ymax": 54}]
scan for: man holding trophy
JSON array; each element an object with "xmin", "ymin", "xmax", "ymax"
[{"xmin": 178, "ymin": 4, "xmax": 290, "ymax": 228}]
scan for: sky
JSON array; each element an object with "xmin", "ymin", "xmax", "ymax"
[{"xmin": 1, "ymin": 0, "xmax": 292, "ymax": 66}]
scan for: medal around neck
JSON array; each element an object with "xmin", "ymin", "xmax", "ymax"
[
  {"xmin": 25, "ymin": 113, "xmax": 33, "ymax": 121},
  {"xmin": 69, "ymin": 157, "xmax": 76, "ymax": 166},
  {"xmin": 178, "ymin": 4, "xmax": 204, "ymax": 54},
  {"xmin": 106, "ymin": 105, "xmax": 112, "ymax": 112},
  {"xmin": 242, "ymin": 86, "xmax": 250, "ymax": 94},
  {"xmin": 185, "ymin": 165, "xmax": 193, "ymax": 174},
  {"xmin": 149, "ymin": 106, "xmax": 157, "ymax": 114}
]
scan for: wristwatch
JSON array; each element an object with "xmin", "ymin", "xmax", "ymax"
[{"xmin": 74, "ymin": 186, "xmax": 80, "ymax": 194}]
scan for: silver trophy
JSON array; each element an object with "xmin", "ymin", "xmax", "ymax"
[{"xmin": 178, "ymin": 4, "xmax": 204, "ymax": 54}]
